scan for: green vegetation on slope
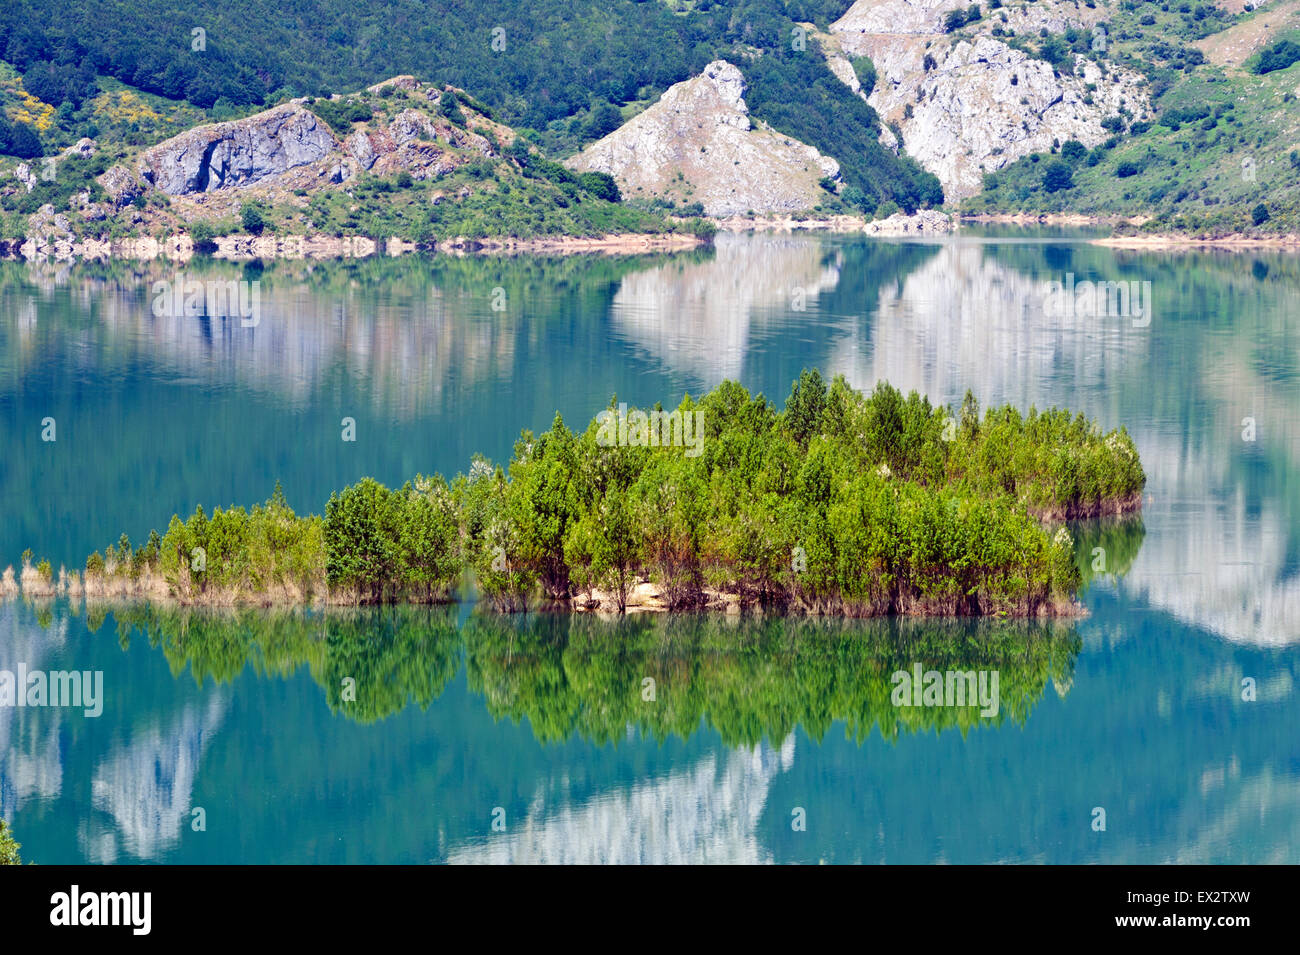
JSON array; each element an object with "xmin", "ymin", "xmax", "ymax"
[
  {"xmin": 966, "ymin": 1, "xmax": 1300, "ymax": 233},
  {"xmin": 0, "ymin": 0, "xmax": 942, "ymax": 215}
]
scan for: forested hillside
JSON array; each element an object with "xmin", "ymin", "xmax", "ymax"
[{"xmin": 0, "ymin": 0, "xmax": 942, "ymax": 213}]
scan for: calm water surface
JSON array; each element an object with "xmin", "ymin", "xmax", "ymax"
[{"xmin": 1, "ymin": 233, "xmax": 1297, "ymax": 863}]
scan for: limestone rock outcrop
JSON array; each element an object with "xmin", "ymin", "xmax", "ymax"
[
  {"xmin": 136, "ymin": 104, "xmax": 338, "ymax": 195},
  {"xmin": 829, "ymin": 0, "xmax": 1150, "ymax": 199},
  {"xmin": 565, "ymin": 60, "xmax": 840, "ymax": 217}
]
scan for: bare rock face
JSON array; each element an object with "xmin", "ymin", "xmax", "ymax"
[
  {"xmin": 863, "ymin": 208, "xmax": 953, "ymax": 235},
  {"xmin": 830, "ymin": 0, "xmax": 1149, "ymax": 199},
  {"xmin": 347, "ymin": 108, "xmax": 496, "ymax": 178},
  {"xmin": 14, "ymin": 163, "xmax": 37, "ymax": 193},
  {"xmin": 98, "ymin": 164, "xmax": 144, "ymax": 208},
  {"xmin": 565, "ymin": 60, "xmax": 840, "ymax": 217},
  {"xmin": 137, "ymin": 104, "xmax": 338, "ymax": 195},
  {"xmin": 62, "ymin": 138, "xmax": 96, "ymax": 160}
]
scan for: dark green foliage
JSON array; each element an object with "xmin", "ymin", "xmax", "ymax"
[
  {"xmin": 240, "ymin": 201, "xmax": 266, "ymax": 234},
  {"xmin": 1252, "ymin": 203, "xmax": 1270, "ymax": 225},
  {"xmin": 188, "ymin": 220, "xmax": 218, "ymax": 252},
  {"xmin": 582, "ymin": 101, "xmax": 624, "ymax": 140},
  {"xmin": 1060, "ymin": 139, "xmax": 1087, "ymax": 163},
  {"xmin": 851, "ymin": 55, "xmax": 877, "ymax": 96},
  {"xmin": 308, "ymin": 97, "xmax": 373, "ymax": 134},
  {"xmin": 324, "ymin": 475, "xmax": 461, "ymax": 602},
  {"xmin": 1251, "ymin": 39, "xmax": 1300, "ymax": 74},
  {"xmin": 5, "ymin": 121, "xmax": 42, "ymax": 158},
  {"xmin": 0, "ymin": 2, "xmax": 264, "ymax": 106},
  {"xmin": 439, "ymin": 91, "xmax": 466, "ymax": 127},
  {"xmin": 576, "ymin": 171, "xmax": 621, "ymax": 203},
  {"xmin": 944, "ymin": 5, "xmax": 983, "ymax": 31},
  {"xmin": 0, "ymin": 819, "xmax": 21, "ymax": 864},
  {"xmin": 83, "ymin": 374, "xmax": 1141, "ymax": 616},
  {"xmin": 1043, "ymin": 159, "xmax": 1074, "ymax": 192}
]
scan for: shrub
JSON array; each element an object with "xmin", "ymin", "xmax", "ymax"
[
  {"xmin": 189, "ymin": 220, "xmax": 218, "ymax": 251},
  {"xmin": 851, "ymin": 56, "xmax": 878, "ymax": 96},
  {"xmin": 240, "ymin": 202, "xmax": 266, "ymax": 234},
  {"xmin": 1043, "ymin": 159, "xmax": 1075, "ymax": 192},
  {"xmin": 1060, "ymin": 140, "xmax": 1087, "ymax": 163},
  {"xmin": 1251, "ymin": 39, "xmax": 1300, "ymax": 74},
  {"xmin": 5, "ymin": 123, "xmax": 43, "ymax": 159},
  {"xmin": 577, "ymin": 171, "xmax": 621, "ymax": 202},
  {"xmin": 0, "ymin": 819, "xmax": 21, "ymax": 864},
  {"xmin": 308, "ymin": 97, "xmax": 373, "ymax": 134}
]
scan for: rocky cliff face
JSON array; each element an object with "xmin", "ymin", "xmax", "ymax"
[
  {"xmin": 829, "ymin": 0, "xmax": 1150, "ymax": 199},
  {"xmin": 98, "ymin": 77, "xmax": 511, "ymax": 213},
  {"xmin": 136, "ymin": 105, "xmax": 337, "ymax": 195},
  {"xmin": 565, "ymin": 60, "xmax": 840, "ymax": 216}
]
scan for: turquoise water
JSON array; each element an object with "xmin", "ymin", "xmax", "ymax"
[{"xmin": 1, "ymin": 233, "xmax": 1297, "ymax": 863}]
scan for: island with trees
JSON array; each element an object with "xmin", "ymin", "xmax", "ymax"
[{"xmin": 9, "ymin": 371, "xmax": 1145, "ymax": 617}]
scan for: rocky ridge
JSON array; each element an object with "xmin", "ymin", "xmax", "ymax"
[
  {"xmin": 96, "ymin": 76, "xmax": 513, "ymax": 217},
  {"xmin": 827, "ymin": 0, "xmax": 1151, "ymax": 199},
  {"xmin": 565, "ymin": 60, "xmax": 841, "ymax": 217}
]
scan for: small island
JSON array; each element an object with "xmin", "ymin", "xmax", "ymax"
[{"xmin": 8, "ymin": 371, "xmax": 1145, "ymax": 617}]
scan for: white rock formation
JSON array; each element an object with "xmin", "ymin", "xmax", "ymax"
[
  {"xmin": 565, "ymin": 60, "xmax": 840, "ymax": 216},
  {"xmin": 829, "ymin": 0, "xmax": 1150, "ymax": 199}
]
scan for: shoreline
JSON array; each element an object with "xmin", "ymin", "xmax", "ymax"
[
  {"xmin": 0, "ymin": 209, "xmax": 964, "ymax": 262},
  {"xmin": 1, "ymin": 581, "xmax": 1089, "ymax": 619},
  {"xmin": 960, "ymin": 213, "xmax": 1300, "ymax": 249},
  {"xmin": 1090, "ymin": 233, "xmax": 1300, "ymax": 250},
  {"xmin": 1029, "ymin": 491, "xmax": 1145, "ymax": 523},
  {"xmin": 959, "ymin": 212, "xmax": 1146, "ymax": 228},
  {"xmin": 0, "ymin": 229, "xmax": 710, "ymax": 262}
]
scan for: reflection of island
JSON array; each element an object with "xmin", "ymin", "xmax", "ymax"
[
  {"xmin": 465, "ymin": 614, "xmax": 1079, "ymax": 746},
  {"xmin": 448, "ymin": 736, "xmax": 796, "ymax": 865},
  {"xmin": 114, "ymin": 606, "xmax": 1079, "ymax": 742},
  {"xmin": 115, "ymin": 604, "xmax": 461, "ymax": 725}
]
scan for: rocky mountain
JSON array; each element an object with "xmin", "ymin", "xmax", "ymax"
[
  {"xmin": 826, "ymin": 0, "xmax": 1151, "ymax": 199},
  {"xmin": 100, "ymin": 76, "xmax": 514, "ymax": 214},
  {"xmin": 0, "ymin": 72, "xmax": 706, "ymax": 253},
  {"xmin": 565, "ymin": 60, "xmax": 841, "ymax": 217},
  {"xmin": 136, "ymin": 104, "xmax": 337, "ymax": 195}
]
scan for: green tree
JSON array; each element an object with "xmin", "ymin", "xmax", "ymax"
[
  {"xmin": 0, "ymin": 819, "xmax": 21, "ymax": 864},
  {"xmin": 1043, "ymin": 159, "xmax": 1074, "ymax": 192},
  {"xmin": 240, "ymin": 201, "xmax": 266, "ymax": 234}
]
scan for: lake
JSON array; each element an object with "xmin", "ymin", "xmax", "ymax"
[{"xmin": 1, "ymin": 232, "xmax": 1297, "ymax": 863}]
